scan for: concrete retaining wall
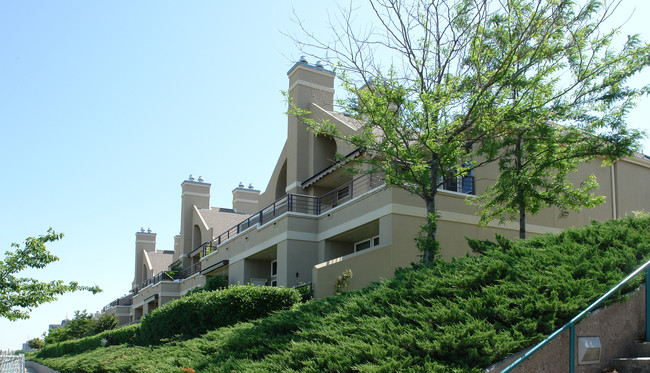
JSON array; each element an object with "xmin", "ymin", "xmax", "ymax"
[{"xmin": 486, "ymin": 285, "xmax": 646, "ymax": 373}]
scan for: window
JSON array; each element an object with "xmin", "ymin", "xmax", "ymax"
[
  {"xmin": 355, "ymin": 240, "xmax": 371, "ymax": 252},
  {"xmin": 270, "ymin": 260, "xmax": 278, "ymax": 287},
  {"xmin": 354, "ymin": 236, "xmax": 380, "ymax": 253},
  {"xmin": 337, "ymin": 186, "xmax": 349, "ymax": 200},
  {"xmin": 271, "ymin": 260, "xmax": 278, "ymax": 277}
]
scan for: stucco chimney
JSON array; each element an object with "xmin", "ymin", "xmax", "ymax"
[
  {"xmin": 133, "ymin": 228, "xmax": 156, "ymax": 287},
  {"xmin": 285, "ymin": 58, "xmax": 336, "ymax": 194},
  {"xmin": 179, "ymin": 176, "xmax": 210, "ymax": 268},
  {"xmin": 232, "ymin": 183, "xmax": 260, "ymax": 213}
]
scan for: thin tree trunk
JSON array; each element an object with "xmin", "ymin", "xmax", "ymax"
[
  {"xmin": 424, "ymin": 196, "xmax": 437, "ymax": 264},
  {"xmin": 423, "ymin": 159, "xmax": 440, "ymax": 264},
  {"xmin": 515, "ymin": 134, "xmax": 526, "ymax": 240}
]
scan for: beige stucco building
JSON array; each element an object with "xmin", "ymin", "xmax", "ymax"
[{"xmin": 102, "ymin": 58, "xmax": 650, "ymax": 325}]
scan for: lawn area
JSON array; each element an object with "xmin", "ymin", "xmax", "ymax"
[{"xmin": 30, "ymin": 217, "xmax": 650, "ymax": 372}]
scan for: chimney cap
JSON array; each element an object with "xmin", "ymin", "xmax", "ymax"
[
  {"xmin": 238, "ymin": 181, "xmax": 245, "ymax": 188},
  {"xmin": 299, "ymin": 55, "xmax": 308, "ymax": 63},
  {"xmin": 198, "ymin": 176, "xmax": 204, "ymax": 182},
  {"xmin": 140, "ymin": 227, "xmax": 145, "ymax": 232},
  {"xmin": 315, "ymin": 61, "xmax": 324, "ymax": 68},
  {"xmin": 248, "ymin": 183, "xmax": 254, "ymax": 189},
  {"xmin": 147, "ymin": 228, "xmax": 152, "ymax": 233},
  {"xmin": 188, "ymin": 174, "xmax": 195, "ymax": 181}
]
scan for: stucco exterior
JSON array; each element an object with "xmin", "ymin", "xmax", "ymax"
[{"xmin": 100, "ymin": 58, "xmax": 650, "ymax": 328}]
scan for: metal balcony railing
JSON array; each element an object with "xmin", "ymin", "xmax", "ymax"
[
  {"xmin": 439, "ymin": 175, "xmax": 475, "ymax": 195},
  {"xmin": 131, "ymin": 262, "xmax": 201, "ymax": 294},
  {"xmin": 209, "ymin": 173, "xmax": 385, "ymax": 248},
  {"xmin": 101, "ymin": 297, "xmax": 133, "ymax": 312}
]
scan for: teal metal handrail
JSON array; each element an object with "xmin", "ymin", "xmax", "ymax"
[{"xmin": 501, "ymin": 258, "xmax": 650, "ymax": 373}]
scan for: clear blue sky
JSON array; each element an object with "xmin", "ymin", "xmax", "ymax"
[{"xmin": 0, "ymin": 1, "xmax": 649, "ymax": 350}]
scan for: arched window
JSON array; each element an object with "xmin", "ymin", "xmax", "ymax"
[
  {"xmin": 275, "ymin": 160, "xmax": 287, "ymax": 199},
  {"xmin": 192, "ymin": 225, "xmax": 202, "ymax": 251}
]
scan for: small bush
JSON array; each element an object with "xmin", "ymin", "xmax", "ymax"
[
  {"xmin": 36, "ymin": 323, "xmax": 140, "ymax": 358},
  {"xmin": 334, "ymin": 269, "xmax": 353, "ymax": 294},
  {"xmin": 184, "ymin": 275, "xmax": 228, "ymax": 296},
  {"xmin": 27, "ymin": 338, "xmax": 44, "ymax": 350},
  {"xmin": 139, "ymin": 285, "xmax": 300, "ymax": 344}
]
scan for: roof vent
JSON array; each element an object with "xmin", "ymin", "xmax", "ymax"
[
  {"xmin": 248, "ymin": 183, "xmax": 254, "ymax": 189},
  {"xmin": 147, "ymin": 228, "xmax": 152, "ymax": 233},
  {"xmin": 140, "ymin": 227, "xmax": 145, "ymax": 233},
  {"xmin": 238, "ymin": 181, "xmax": 245, "ymax": 188},
  {"xmin": 315, "ymin": 61, "xmax": 324, "ymax": 68},
  {"xmin": 299, "ymin": 55, "xmax": 308, "ymax": 63},
  {"xmin": 188, "ymin": 174, "xmax": 195, "ymax": 181},
  {"xmin": 198, "ymin": 176, "xmax": 204, "ymax": 182}
]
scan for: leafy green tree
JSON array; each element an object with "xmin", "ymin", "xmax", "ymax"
[
  {"xmin": 290, "ymin": 0, "xmax": 649, "ymax": 260},
  {"xmin": 0, "ymin": 229, "xmax": 101, "ymax": 320},
  {"xmin": 467, "ymin": 0, "xmax": 645, "ymax": 239},
  {"xmin": 44, "ymin": 310, "xmax": 118, "ymax": 344},
  {"xmin": 27, "ymin": 337, "xmax": 45, "ymax": 350},
  {"xmin": 92, "ymin": 312, "xmax": 119, "ymax": 335}
]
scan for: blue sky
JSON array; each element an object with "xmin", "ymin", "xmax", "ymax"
[{"xmin": 0, "ymin": 1, "xmax": 649, "ymax": 350}]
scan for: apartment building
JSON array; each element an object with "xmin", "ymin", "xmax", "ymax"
[{"xmin": 102, "ymin": 58, "xmax": 650, "ymax": 325}]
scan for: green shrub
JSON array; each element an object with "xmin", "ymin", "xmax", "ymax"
[
  {"xmin": 44, "ymin": 310, "xmax": 119, "ymax": 345},
  {"xmin": 37, "ymin": 323, "xmax": 140, "ymax": 358},
  {"xmin": 204, "ymin": 275, "xmax": 228, "ymax": 291},
  {"xmin": 139, "ymin": 285, "xmax": 300, "ymax": 344},
  {"xmin": 31, "ymin": 217, "xmax": 650, "ymax": 372},
  {"xmin": 184, "ymin": 275, "xmax": 228, "ymax": 296}
]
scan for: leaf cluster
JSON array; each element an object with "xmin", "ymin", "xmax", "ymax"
[{"xmin": 0, "ymin": 229, "xmax": 101, "ymax": 320}]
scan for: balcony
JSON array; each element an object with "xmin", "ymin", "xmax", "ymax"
[
  {"xmin": 190, "ymin": 173, "xmax": 386, "ymax": 259},
  {"xmin": 101, "ymin": 296, "xmax": 133, "ymax": 312},
  {"xmin": 131, "ymin": 262, "xmax": 201, "ymax": 294}
]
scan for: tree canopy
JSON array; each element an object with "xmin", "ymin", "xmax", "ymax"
[
  {"xmin": 0, "ymin": 229, "xmax": 101, "ymax": 321},
  {"xmin": 290, "ymin": 0, "xmax": 648, "ymax": 258}
]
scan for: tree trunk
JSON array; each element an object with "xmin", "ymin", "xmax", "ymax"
[
  {"xmin": 515, "ymin": 134, "xmax": 526, "ymax": 240},
  {"xmin": 423, "ymin": 159, "xmax": 440, "ymax": 264},
  {"xmin": 424, "ymin": 196, "xmax": 437, "ymax": 264}
]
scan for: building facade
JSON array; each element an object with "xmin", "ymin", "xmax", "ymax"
[{"xmin": 102, "ymin": 58, "xmax": 650, "ymax": 325}]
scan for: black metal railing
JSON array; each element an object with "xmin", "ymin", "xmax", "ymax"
[
  {"xmin": 210, "ymin": 173, "xmax": 385, "ymax": 248},
  {"xmin": 101, "ymin": 297, "xmax": 133, "ymax": 312},
  {"xmin": 131, "ymin": 262, "xmax": 201, "ymax": 294},
  {"xmin": 440, "ymin": 175, "xmax": 475, "ymax": 195},
  {"xmin": 293, "ymin": 282, "xmax": 313, "ymax": 302},
  {"xmin": 178, "ymin": 262, "xmax": 201, "ymax": 278}
]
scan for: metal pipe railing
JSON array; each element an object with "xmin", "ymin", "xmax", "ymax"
[{"xmin": 501, "ymin": 258, "xmax": 650, "ymax": 373}]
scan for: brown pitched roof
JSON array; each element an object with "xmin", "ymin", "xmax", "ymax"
[
  {"xmin": 144, "ymin": 250, "xmax": 174, "ymax": 274},
  {"xmin": 197, "ymin": 207, "xmax": 252, "ymax": 238}
]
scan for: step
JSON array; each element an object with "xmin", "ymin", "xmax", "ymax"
[
  {"xmin": 625, "ymin": 342, "xmax": 650, "ymax": 358},
  {"xmin": 611, "ymin": 357, "xmax": 650, "ymax": 373}
]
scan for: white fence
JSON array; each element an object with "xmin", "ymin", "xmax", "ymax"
[{"xmin": 0, "ymin": 353, "xmax": 25, "ymax": 373}]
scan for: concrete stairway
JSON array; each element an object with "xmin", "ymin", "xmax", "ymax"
[{"xmin": 610, "ymin": 342, "xmax": 650, "ymax": 373}]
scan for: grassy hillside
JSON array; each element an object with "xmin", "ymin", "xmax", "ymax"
[{"xmin": 30, "ymin": 217, "xmax": 650, "ymax": 372}]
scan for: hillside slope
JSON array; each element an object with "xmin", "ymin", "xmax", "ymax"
[{"xmin": 31, "ymin": 217, "xmax": 650, "ymax": 372}]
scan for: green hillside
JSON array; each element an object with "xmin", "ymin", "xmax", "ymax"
[{"xmin": 30, "ymin": 217, "xmax": 650, "ymax": 372}]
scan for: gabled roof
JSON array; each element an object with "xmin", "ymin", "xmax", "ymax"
[
  {"xmin": 197, "ymin": 207, "xmax": 252, "ymax": 238},
  {"xmin": 143, "ymin": 250, "xmax": 173, "ymax": 274}
]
